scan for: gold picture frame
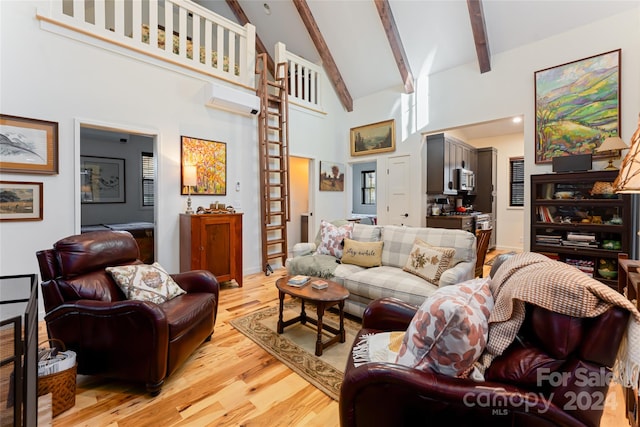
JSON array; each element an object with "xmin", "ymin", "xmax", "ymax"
[
  {"xmin": 0, "ymin": 114, "xmax": 59, "ymax": 174},
  {"xmin": 350, "ymin": 119, "xmax": 395, "ymax": 157},
  {"xmin": 0, "ymin": 181, "xmax": 43, "ymax": 221}
]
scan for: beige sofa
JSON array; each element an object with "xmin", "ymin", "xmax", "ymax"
[{"xmin": 286, "ymin": 223, "xmax": 477, "ymax": 317}]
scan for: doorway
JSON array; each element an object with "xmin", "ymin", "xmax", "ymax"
[
  {"xmin": 78, "ymin": 122, "xmax": 157, "ymax": 262},
  {"xmin": 288, "ymin": 156, "xmax": 312, "ymax": 255}
]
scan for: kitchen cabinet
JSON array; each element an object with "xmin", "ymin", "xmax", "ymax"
[
  {"xmin": 426, "ymin": 133, "xmax": 477, "ymax": 195},
  {"xmin": 426, "ymin": 215, "xmax": 475, "ymax": 233},
  {"xmin": 180, "ymin": 213, "xmax": 243, "ymax": 286},
  {"xmin": 530, "ymin": 170, "xmax": 631, "ymax": 289},
  {"xmin": 475, "ymin": 147, "xmax": 497, "ymax": 250}
]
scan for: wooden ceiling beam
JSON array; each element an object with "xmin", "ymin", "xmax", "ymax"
[
  {"xmin": 225, "ymin": 0, "xmax": 275, "ymax": 75},
  {"xmin": 374, "ymin": 0, "xmax": 414, "ymax": 94},
  {"xmin": 292, "ymin": 0, "xmax": 353, "ymax": 112},
  {"xmin": 467, "ymin": 0, "xmax": 491, "ymax": 73}
]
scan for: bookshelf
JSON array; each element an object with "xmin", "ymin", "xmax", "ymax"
[{"xmin": 530, "ymin": 170, "xmax": 631, "ymax": 289}]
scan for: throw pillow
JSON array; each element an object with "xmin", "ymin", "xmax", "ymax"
[
  {"xmin": 106, "ymin": 262, "xmax": 186, "ymax": 304},
  {"xmin": 341, "ymin": 238, "xmax": 384, "ymax": 268},
  {"xmin": 402, "ymin": 238, "xmax": 456, "ymax": 285},
  {"xmin": 315, "ymin": 220, "xmax": 354, "ymax": 259},
  {"xmin": 395, "ymin": 278, "xmax": 494, "ymax": 377}
]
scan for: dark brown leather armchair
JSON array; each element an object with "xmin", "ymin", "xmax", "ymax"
[
  {"xmin": 340, "ymin": 272, "xmax": 629, "ymax": 426},
  {"xmin": 37, "ymin": 231, "xmax": 219, "ymax": 395}
]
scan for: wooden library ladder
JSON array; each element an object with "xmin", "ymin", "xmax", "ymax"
[{"xmin": 256, "ymin": 53, "xmax": 290, "ymax": 275}]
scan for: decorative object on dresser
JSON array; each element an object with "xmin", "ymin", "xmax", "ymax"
[
  {"xmin": 182, "ymin": 164, "xmax": 197, "ymax": 214},
  {"xmin": 596, "ymin": 136, "xmax": 628, "ymax": 170},
  {"xmin": 530, "ymin": 170, "xmax": 632, "ymax": 288},
  {"xmin": 534, "ymin": 49, "xmax": 621, "ymax": 164},
  {"xmin": 180, "ymin": 213, "xmax": 243, "ymax": 287}
]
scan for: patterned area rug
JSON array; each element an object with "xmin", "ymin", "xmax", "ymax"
[{"xmin": 230, "ymin": 300, "xmax": 361, "ymax": 400}]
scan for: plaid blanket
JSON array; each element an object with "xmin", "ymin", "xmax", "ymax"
[{"xmin": 473, "ymin": 252, "xmax": 640, "ymax": 391}]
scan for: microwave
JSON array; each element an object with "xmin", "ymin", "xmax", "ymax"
[{"xmin": 455, "ymin": 168, "xmax": 475, "ymax": 191}]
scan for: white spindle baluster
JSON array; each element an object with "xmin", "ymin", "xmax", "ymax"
[
  {"xmin": 204, "ymin": 20, "xmax": 212, "ymax": 67},
  {"xmin": 296, "ymin": 63, "xmax": 302, "ymax": 101},
  {"xmin": 178, "ymin": 6, "xmax": 187, "ymax": 60},
  {"xmin": 164, "ymin": 1, "xmax": 173, "ymax": 54},
  {"xmin": 148, "ymin": 0, "xmax": 158, "ymax": 49},
  {"xmin": 192, "ymin": 14, "xmax": 201, "ymax": 64},
  {"xmin": 310, "ymin": 70, "xmax": 317, "ymax": 104},
  {"xmin": 95, "ymin": 0, "xmax": 106, "ymax": 31},
  {"xmin": 72, "ymin": 0, "xmax": 82, "ymax": 19},
  {"xmin": 113, "ymin": 0, "xmax": 124, "ymax": 35},
  {"xmin": 216, "ymin": 25, "xmax": 224, "ymax": 72},
  {"xmin": 228, "ymin": 31, "xmax": 236, "ymax": 76},
  {"xmin": 131, "ymin": 0, "xmax": 141, "ymax": 41}
]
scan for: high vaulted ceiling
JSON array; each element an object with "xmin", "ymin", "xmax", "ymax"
[{"xmin": 197, "ymin": 0, "xmax": 634, "ymax": 105}]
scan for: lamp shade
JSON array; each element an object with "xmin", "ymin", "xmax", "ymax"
[
  {"xmin": 596, "ymin": 136, "xmax": 628, "ymax": 153},
  {"xmin": 183, "ymin": 165, "xmax": 198, "ymax": 187},
  {"xmin": 614, "ymin": 114, "xmax": 640, "ymax": 193}
]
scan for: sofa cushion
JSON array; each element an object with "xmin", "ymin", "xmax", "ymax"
[
  {"xmin": 106, "ymin": 262, "xmax": 186, "ymax": 304},
  {"xmin": 341, "ymin": 238, "xmax": 384, "ymax": 268},
  {"xmin": 351, "ymin": 223, "xmax": 383, "ymax": 242},
  {"xmin": 395, "ymin": 278, "xmax": 494, "ymax": 377},
  {"xmin": 343, "ymin": 266, "xmax": 439, "ymax": 308},
  {"xmin": 381, "ymin": 225, "xmax": 475, "ymax": 269},
  {"xmin": 315, "ymin": 220, "xmax": 354, "ymax": 259},
  {"xmin": 402, "ymin": 239, "xmax": 456, "ymax": 285}
]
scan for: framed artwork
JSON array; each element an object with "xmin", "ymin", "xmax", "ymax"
[
  {"xmin": 0, "ymin": 114, "xmax": 59, "ymax": 174},
  {"xmin": 80, "ymin": 156, "xmax": 125, "ymax": 203},
  {"xmin": 534, "ymin": 49, "xmax": 621, "ymax": 164},
  {"xmin": 319, "ymin": 161, "xmax": 345, "ymax": 191},
  {"xmin": 181, "ymin": 136, "xmax": 226, "ymax": 195},
  {"xmin": 0, "ymin": 181, "xmax": 43, "ymax": 221},
  {"xmin": 350, "ymin": 119, "xmax": 396, "ymax": 156}
]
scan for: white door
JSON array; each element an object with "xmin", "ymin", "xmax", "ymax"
[{"xmin": 387, "ymin": 155, "xmax": 411, "ymax": 226}]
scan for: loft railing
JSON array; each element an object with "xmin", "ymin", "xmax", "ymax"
[
  {"xmin": 36, "ymin": 0, "xmax": 256, "ymax": 88},
  {"xmin": 275, "ymin": 42, "xmax": 324, "ymax": 113}
]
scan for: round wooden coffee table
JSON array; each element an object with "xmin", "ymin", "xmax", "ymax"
[{"xmin": 275, "ymin": 276, "xmax": 350, "ymax": 356}]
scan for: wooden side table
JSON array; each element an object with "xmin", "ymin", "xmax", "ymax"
[
  {"xmin": 275, "ymin": 276, "xmax": 349, "ymax": 356},
  {"xmin": 618, "ymin": 253, "xmax": 640, "ymax": 427}
]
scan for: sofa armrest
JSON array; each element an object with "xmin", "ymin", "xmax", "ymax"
[
  {"xmin": 438, "ymin": 261, "xmax": 475, "ymax": 287},
  {"xmin": 362, "ymin": 298, "xmax": 418, "ymax": 330},
  {"xmin": 171, "ymin": 270, "xmax": 219, "ymax": 295},
  {"xmin": 292, "ymin": 242, "xmax": 316, "ymax": 257}
]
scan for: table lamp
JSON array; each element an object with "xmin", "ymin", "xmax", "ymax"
[
  {"xmin": 183, "ymin": 165, "xmax": 197, "ymax": 214},
  {"xmin": 595, "ymin": 136, "xmax": 628, "ymax": 170},
  {"xmin": 614, "ymin": 115, "xmax": 640, "ymax": 193}
]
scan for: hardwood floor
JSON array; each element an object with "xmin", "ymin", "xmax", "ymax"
[{"xmin": 39, "ymin": 250, "xmax": 629, "ymax": 426}]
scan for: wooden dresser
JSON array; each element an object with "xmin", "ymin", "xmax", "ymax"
[{"xmin": 180, "ymin": 213, "xmax": 243, "ymax": 287}]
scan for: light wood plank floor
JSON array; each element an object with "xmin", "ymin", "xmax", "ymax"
[{"xmin": 39, "ymin": 250, "xmax": 629, "ymax": 426}]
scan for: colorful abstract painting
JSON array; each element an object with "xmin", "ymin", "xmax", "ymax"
[
  {"xmin": 181, "ymin": 136, "xmax": 226, "ymax": 195},
  {"xmin": 535, "ymin": 50, "xmax": 620, "ymax": 164}
]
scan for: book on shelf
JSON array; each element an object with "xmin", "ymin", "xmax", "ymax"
[
  {"xmin": 288, "ymin": 275, "xmax": 310, "ymax": 286},
  {"xmin": 566, "ymin": 232, "xmax": 596, "ymax": 242},
  {"xmin": 311, "ymin": 279, "xmax": 328, "ymax": 290}
]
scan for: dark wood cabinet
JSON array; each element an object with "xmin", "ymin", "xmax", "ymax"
[
  {"xmin": 476, "ymin": 147, "xmax": 497, "ymax": 250},
  {"xmin": 427, "ymin": 133, "xmax": 477, "ymax": 195},
  {"xmin": 426, "ymin": 215, "xmax": 475, "ymax": 233},
  {"xmin": 180, "ymin": 213, "xmax": 243, "ymax": 286},
  {"xmin": 530, "ymin": 170, "xmax": 631, "ymax": 288}
]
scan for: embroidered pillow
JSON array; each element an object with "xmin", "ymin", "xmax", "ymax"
[
  {"xmin": 341, "ymin": 238, "xmax": 384, "ymax": 268},
  {"xmin": 315, "ymin": 220, "xmax": 354, "ymax": 259},
  {"xmin": 106, "ymin": 262, "xmax": 186, "ymax": 304},
  {"xmin": 402, "ymin": 238, "xmax": 456, "ymax": 285},
  {"xmin": 395, "ymin": 278, "xmax": 494, "ymax": 377}
]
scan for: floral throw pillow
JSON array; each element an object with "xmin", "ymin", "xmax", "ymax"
[
  {"xmin": 395, "ymin": 278, "xmax": 494, "ymax": 377},
  {"xmin": 106, "ymin": 262, "xmax": 186, "ymax": 304},
  {"xmin": 402, "ymin": 238, "xmax": 456, "ymax": 285},
  {"xmin": 315, "ymin": 220, "xmax": 354, "ymax": 259}
]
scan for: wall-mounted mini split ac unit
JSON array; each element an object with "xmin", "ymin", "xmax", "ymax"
[{"xmin": 205, "ymin": 82, "xmax": 260, "ymax": 115}]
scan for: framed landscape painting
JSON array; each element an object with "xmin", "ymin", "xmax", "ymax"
[
  {"xmin": 0, "ymin": 114, "xmax": 58, "ymax": 174},
  {"xmin": 534, "ymin": 49, "xmax": 621, "ymax": 164},
  {"xmin": 319, "ymin": 161, "xmax": 345, "ymax": 191},
  {"xmin": 0, "ymin": 181, "xmax": 43, "ymax": 221},
  {"xmin": 181, "ymin": 136, "xmax": 227, "ymax": 195},
  {"xmin": 350, "ymin": 119, "xmax": 395, "ymax": 156}
]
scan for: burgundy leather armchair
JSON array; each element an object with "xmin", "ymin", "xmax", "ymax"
[
  {"xmin": 37, "ymin": 231, "xmax": 219, "ymax": 395},
  {"xmin": 340, "ymin": 291, "xmax": 629, "ymax": 426}
]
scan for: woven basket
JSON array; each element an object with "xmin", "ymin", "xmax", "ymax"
[{"xmin": 37, "ymin": 339, "xmax": 77, "ymax": 417}]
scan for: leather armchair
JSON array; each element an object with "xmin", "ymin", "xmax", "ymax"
[
  {"xmin": 37, "ymin": 231, "xmax": 219, "ymax": 395},
  {"xmin": 340, "ymin": 291, "xmax": 629, "ymax": 427}
]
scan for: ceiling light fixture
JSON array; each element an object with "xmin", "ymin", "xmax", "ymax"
[{"xmin": 263, "ymin": 3, "xmax": 271, "ymax": 15}]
